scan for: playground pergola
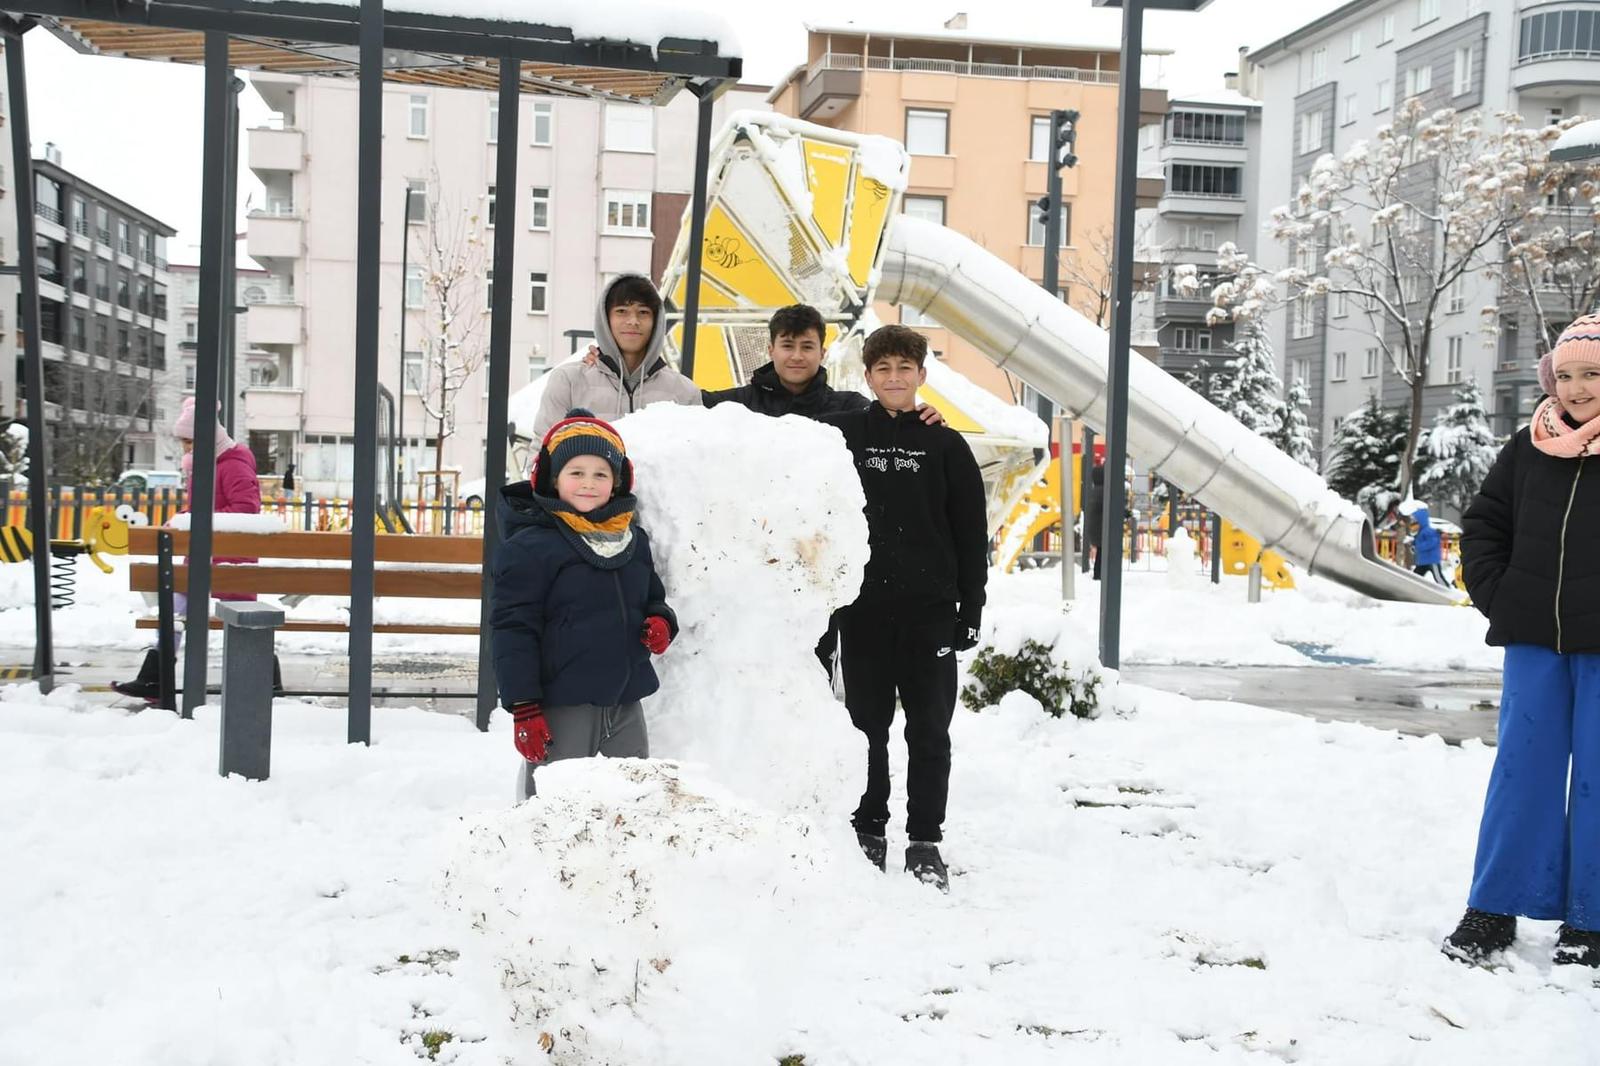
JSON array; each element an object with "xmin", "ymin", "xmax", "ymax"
[{"xmin": 9, "ymin": 0, "xmax": 740, "ymax": 739}]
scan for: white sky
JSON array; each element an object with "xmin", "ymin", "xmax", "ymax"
[{"xmin": 21, "ymin": 0, "xmax": 1347, "ymax": 250}]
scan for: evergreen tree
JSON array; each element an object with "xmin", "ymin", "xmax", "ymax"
[
  {"xmin": 1326, "ymin": 395, "xmax": 1409, "ymax": 519},
  {"xmin": 1269, "ymin": 380, "xmax": 1318, "ymax": 470},
  {"xmin": 1215, "ymin": 321, "xmax": 1285, "ymax": 434},
  {"xmin": 1418, "ymin": 380, "xmax": 1501, "ymax": 515}
]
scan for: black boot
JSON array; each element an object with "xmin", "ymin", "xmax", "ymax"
[
  {"xmin": 905, "ymin": 841, "xmax": 949, "ymax": 893},
  {"xmin": 856, "ymin": 831, "xmax": 887, "ymax": 872},
  {"xmin": 273, "ymin": 655, "xmax": 285, "ymax": 697},
  {"xmin": 111, "ymin": 649, "xmax": 162, "ymax": 702},
  {"xmin": 1441, "ymin": 907, "xmax": 1516, "ymax": 964},
  {"xmin": 1554, "ymin": 924, "xmax": 1600, "ymax": 968}
]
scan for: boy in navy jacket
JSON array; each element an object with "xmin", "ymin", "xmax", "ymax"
[
  {"xmin": 491, "ymin": 408, "xmax": 677, "ymax": 800},
  {"xmin": 822, "ymin": 325, "xmax": 989, "ymax": 891}
]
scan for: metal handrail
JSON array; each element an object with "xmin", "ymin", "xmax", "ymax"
[{"xmin": 807, "ymin": 51, "xmax": 1118, "ymax": 85}]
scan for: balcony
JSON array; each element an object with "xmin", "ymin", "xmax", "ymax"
[
  {"xmin": 242, "ymin": 385, "xmax": 303, "ymax": 431},
  {"xmin": 1515, "ymin": 6, "xmax": 1600, "ymax": 93},
  {"xmin": 249, "ymin": 126, "xmax": 305, "ymax": 173},
  {"xmin": 1157, "ymin": 190, "xmax": 1245, "ymax": 217},
  {"xmin": 246, "ymin": 212, "xmax": 303, "ymax": 264},
  {"xmin": 805, "ymin": 51, "xmax": 1120, "ymax": 87},
  {"xmin": 243, "ymin": 301, "xmax": 303, "ymax": 346},
  {"xmin": 1154, "ymin": 291, "xmax": 1218, "ymax": 319}
]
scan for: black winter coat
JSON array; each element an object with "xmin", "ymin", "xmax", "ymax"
[
  {"xmin": 1461, "ymin": 427, "xmax": 1600, "ymax": 654},
  {"xmin": 490, "ymin": 483, "xmax": 674, "ymax": 708},
  {"xmin": 703, "ymin": 362, "xmax": 870, "ymax": 420},
  {"xmin": 821, "ymin": 402, "xmax": 989, "ymax": 619}
]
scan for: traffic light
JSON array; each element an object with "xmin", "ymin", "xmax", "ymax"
[
  {"xmin": 1052, "ymin": 109, "xmax": 1080, "ymax": 171},
  {"xmin": 1034, "ymin": 195, "xmax": 1052, "ymax": 225}
]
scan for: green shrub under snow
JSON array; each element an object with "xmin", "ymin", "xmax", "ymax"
[{"xmin": 961, "ymin": 638, "xmax": 1102, "ymax": 720}]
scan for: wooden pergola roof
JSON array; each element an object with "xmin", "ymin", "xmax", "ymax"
[{"xmin": 34, "ymin": 0, "xmax": 741, "ymax": 104}]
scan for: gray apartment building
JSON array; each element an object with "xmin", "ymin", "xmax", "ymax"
[
  {"xmin": 1134, "ymin": 74, "xmax": 1263, "ymax": 379},
  {"xmin": 27, "ymin": 148, "xmax": 176, "ymax": 478},
  {"xmin": 1249, "ymin": 0, "xmax": 1598, "ymax": 449}
]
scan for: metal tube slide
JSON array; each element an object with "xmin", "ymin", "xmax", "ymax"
[{"xmin": 880, "ymin": 217, "xmax": 1460, "ymax": 605}]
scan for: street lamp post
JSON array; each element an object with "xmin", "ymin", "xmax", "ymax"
[{"xmin": 1091, "ymin": 0, "xmax": 1214, "ymax": 669}]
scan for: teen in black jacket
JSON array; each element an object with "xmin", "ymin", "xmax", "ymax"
[{"xmin": 821, "ymin": 325, "xmax": 988, "ymax": 892}]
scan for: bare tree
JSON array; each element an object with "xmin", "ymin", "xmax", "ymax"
[
  {"xmin": 45, "ymin": 363, "xmax": 157, "ymax": 484},
  {"xmin": 1213, "ymin": 100, "xmax": 1532, "ymax": 496},
  {"xmin": 1059, "ymin": 222, "xmax": 1157, "ymax": 328},
  {"xmin": 411, "ymin": 177, "xmax": 490, "ymax": 500}
]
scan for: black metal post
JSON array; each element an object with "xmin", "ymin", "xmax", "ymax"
[
  {"xmin": 1097, "ymin": 0, "xmax": 1144, "ymax": 670},
  {"xmin": 183, "ymin": 31, "xmax": 232, "ymax": 716},
  {"xmin": 219, "ymin": 77, "xmax": 242, "ymax": 436},
  {"xmin": 1210, "ymin": 510, "xmax": 1222, "ymax": 585},
  {"xmin": 397, "ymin": 183, "xmax": 410, "ymax": 506},
  {"xmin": 157, "ymin": 530, "xmax": 177, "ymax": 711},
  {"xmin": 347, "ymin": 0, "xmax": 384, "ymax": 744},
  {"xmin": 6, "ymin": 21, "xmax": 54, "ymax": 690},
  {"xmin": 679, "ymin": 82, "xmax": 715, "ymax": 380},
  {"xmin": 1080, "ymin": 425, "xmax": 1095, "ymax": 573},
  {"xmin": 477, "ymin": 58, "xmax": 520, "ymax": 732}
]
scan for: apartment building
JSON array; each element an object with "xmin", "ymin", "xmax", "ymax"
[
  {"xmin": 1133, "ymin": 74, "xmax": 1262, "ymax": 380},
  {"xmin": 25, "ymin": 148, "xmax": 175, "ymax": 477},
  {"xmin": 768, "ymin": 22, "xmax": 1167, "ymax": 410},
  {"xmin": 242, "ymin": 74, "xmax": 767, "ymax": 498},
  {"xmin": 1249, "ymin": 0, "xmax": 1599, "ymax": 447}
]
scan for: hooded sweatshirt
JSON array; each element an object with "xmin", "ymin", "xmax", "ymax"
[
  {"xmin": 530, "ymin": 275, "xmax": 702, "ymax": 439},
  {"xmin": 1405, "ymin": 503, "xmax": 1442, "ymax": 566}
]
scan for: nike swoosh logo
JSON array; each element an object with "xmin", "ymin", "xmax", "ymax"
[{"xmin": 936, "ymin": 647, "xmax": 952, "ymax": 657}]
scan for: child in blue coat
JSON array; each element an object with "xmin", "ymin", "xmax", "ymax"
[
  {"xmin": 1398, "ymin": 499, "xmax": 1447, "ymax": 585},
  {"xmin": 490, "ymin": 408, "xmax": 677, "ymax": 800},
  {"xmin": 1446, "ymin": 314, "xmax": 1600, "ymax": 968}
]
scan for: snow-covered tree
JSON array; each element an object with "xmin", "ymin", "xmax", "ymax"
[
  {"xmin": 1418, "ymin": 380, "xmax": 1500, "ymax": 515},
  {"xmin": 1326, "ymin": 394, "xmax": 1409, "ymax": 519},
  {"xmin": 1210, "ymin": 100, "xmax": 1536, "ymax": 498},
  {"xmin": 1213, "ymin": 320, "xmax": 1284, "ymax": 434},
  {"xmin": 412, "ymin": 177, "xmax": 490, "ymax": 500},
  {"xmin": 1270, "ymin": 379, "xmax": 1318, "ymax": 470},
  {"xmin": 0, "ymin": 421, "xmax": 27, "ymax": 481}
]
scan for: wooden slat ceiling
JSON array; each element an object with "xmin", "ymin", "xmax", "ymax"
[{"xmin": 50, "ymin": 18, "xmax": 685, "ymax": 103}]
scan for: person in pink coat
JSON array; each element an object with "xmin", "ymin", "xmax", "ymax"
[{"xmin": 113, "ymin": 399, "xmax": 270, "ymax": 701}]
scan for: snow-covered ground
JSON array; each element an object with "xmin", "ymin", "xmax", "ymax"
[{"xmin": 1, "ymin": 405, "xmax": 1571, "ymax": 1063}]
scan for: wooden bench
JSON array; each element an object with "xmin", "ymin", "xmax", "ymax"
[{"xmin": 126, "ymin": 528, "xmax": 490, "ymax": 704}]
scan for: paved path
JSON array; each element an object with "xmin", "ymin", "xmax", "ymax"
[{"xmin": 6, "ymin": 649, "xmax": 1502, "ymax": 744}]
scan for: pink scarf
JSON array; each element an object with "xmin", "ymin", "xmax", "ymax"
[{"xmin": 1530, "ymin": 396, "xmax": 1600, "ymax": 458}]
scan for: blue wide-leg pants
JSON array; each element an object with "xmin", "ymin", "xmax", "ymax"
[{"xmin": 1469, "ymin": 644, "xmax": 1600, "ymax": 928}]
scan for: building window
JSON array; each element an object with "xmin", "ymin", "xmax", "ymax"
[
  {"xmin": 1520, "ymin": 12, "xmax": 1600, "ymax": 62},
  {"xmin": 1332, "ymin": 351, "xmax": 1348, "ymax": 380},
  {"xmin": 1400, "ymin": 273, "xmax": 1420, "ymax": 304},
  {"xmin": 1334, "ymin": 291, "xmax": 1350, "ymax": 318},
  {"xmin": 603, "ymin": 190, "xmax": 651, "ymax": 234},
  {"xmin": 116, "ymin": 273, "xmax": 130, "ymax": 309},
  {"xmin": 529, "ymin": 186, "xmax": 551, "ymax": 230},
  {"xmin": 185, "ymin": 320, "xmax": 197, "ymax": 340},
  {"xmin": 529, "ymin": 272, "xmax": 548, "ymax": 314},
  {"xmin": 403, "ymin": 352, "xmax": 423, "ymax": 393},
  {"xmin": 488, "ymin": 97, "xmax": 498, "ymax": 143},
  {"xmin": 1453, "ymin": 46, "xmax": 1473, "ymax": 97},
  {"xmin": 1548, "ymin": 106, "xmax": 1566, "ymax": 127},
  {"xmin": 408, "ymin": 94, "xmax": 429, "ymax": 138},
  {"xmin": 1348, "ymin": 30, "xmax": 1362, "ymax": 59},
  {"xmin": 1030, "ymin": 115, "xmax": 1051, "ymax": 161},
  {"xmin": 71, "ymin": 312, "xmax": 86, "ymax": 351},
  {"xmin": 1417, "ymin": 0, "xmax": 1439, "ymax": 25},
  {"xmin": 1379, "ymin": 13, "xmax": 1395, "ymax": 43},
  {"xmin": 1167, "ymin": 164, "xmax": 1243, "ymax": 197},
  {"xmin": 486, "ymin": 185, "xmax": 496, "ymax": 227},
  {"xmin": 484, "ymin": 270, "xmax": 494, "ymax": 311},
  {"xmin": 1447, "ymin": 276, "xmax": 1465, "ymax": 313},
  {"xmin": 184, "ymin": 360, "xmax": 197, "ymax": 391},
  {"xmin": 903, "ymin": 195, "xmax": 946, "ymax": 225},
  {"xmin": 531, "ymin": 101, "xmax": 553, "ymax": 146},
  {"xmin": 1405, "ymin": 64, "xmax": 1433, "ymax": 99},
  {"xmin": 1446, "ymin": 336, "xmax": 1464, "ymax": 383},
  {"xmin": 1293, "ymin": 294, "xmax": 1315, "ymax": 339},
  {"xmin": 1167, "ymin": 111, "xmax": 1246, "ymax": 145},
  {"xmin": 1300, "ymin": 110, "xmax": 1324, "ymax": 155},
  {"xmin": 405, "ymin": 266, "xmax": 425, "ymax": 309},
  {"xmin": 1292, "ymin": 357, "xmax": 1312, "ymax": 385},
  {"xmin": 1178, "ymin": 223, "xmax": 1217, "ymax": 250},
  {"xmin": 1343, "ymin": 93, "xmax": 1359, "ymax": 125},
  {"xmin": 117, "ymin": 219, "xmax": 130, "ymax": 255},
  {"xmin": 1364, "ymin": 347, "xmax": 1380, "ymax": 378},
  {"xmin": 905, "ymin": 108, "xmax": 950, "ymax": 155},
  {"xmin": 1311, "ymin": 46, "xmax": 1328, "ymax": 86},
  {"xmin": 1376, "ymin": 80, "xmax": 1393, "ymax": 112},
  {"xmin": 406, "ymin": 179, "xmax": 428, "ymax": 223},
  {"xmin": 1026, "ymin": 202, "xmax": 1071, "ymax": 247},
  {"xmin": 1173, "ymin": 327, "xmax": 1212, "ymax": 352},
  {"xmin": 603, "ymin": 103, "xmax": 654, "ymax": 152}
]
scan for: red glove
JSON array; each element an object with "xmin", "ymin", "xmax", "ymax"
[
  {"xmin": 511, "ymin": 703, "xmax": 551, "ymax": 763},
  {"xmin": 641, "ymin": 615, "xmax": 673, "ymax": 655}
]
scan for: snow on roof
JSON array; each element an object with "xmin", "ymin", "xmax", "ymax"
[
  {"xmin": 249, "ymin": 0, "xmax": 742, "ymax": 55},
  {"xmin": 804, "ymin": 17, "xmax": 1174, "ymax": 57},
  {"xmin": 1169, "ymin": 87, "xmax": 1260, "ymax": 109},
  {"xmin": 1552, "ymin": 119, "xmax": 1600, "ymax": 163}
]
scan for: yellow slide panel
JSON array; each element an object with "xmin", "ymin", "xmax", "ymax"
[
  {"xmin": 846, "ymin": 175, "xmax": 893, "ymax": 289},
  {"xmin": 669, "ymin": 325, "xmax": 737, "ymax": 391},
  {"xmin": 802, "ymin": 138, "xmax": 853, "ymax": 249},
  {"xmin": 701, "ymin": 204, "xmax": 802, "ymax": 308}
]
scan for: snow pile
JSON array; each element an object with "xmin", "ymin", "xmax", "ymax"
[
  {"xmin": 616, "ymin": 402, "xmax": 867, "ymax": 810},
  {"xmin": 1165, "ymin": 526, "xmax": 1200, "ymax": 590},
  {"xmin": 166, "ymin": 512, "xmax": 288, "ymax": 533},
  {"xmin": 446, "ymin": 758, "xmax": 836, "ymax": 1062}
]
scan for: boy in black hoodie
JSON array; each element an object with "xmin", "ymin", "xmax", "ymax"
[{"xmin": 822, "ymin": 325, "xmax": 989, "ymax": 891}]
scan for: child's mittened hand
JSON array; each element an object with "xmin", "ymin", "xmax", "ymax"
[
  {"xmin": 641, "ymin": 616, "xmax": 673, "ymax": 655},
  {"xmin": 512, "ymin": 703, "xmax": 551, "ymax": 763}
]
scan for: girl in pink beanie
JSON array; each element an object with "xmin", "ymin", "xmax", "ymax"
[{"xmin": 1446, "ymin": 313, "xmax": 1600, "ymax": 968}]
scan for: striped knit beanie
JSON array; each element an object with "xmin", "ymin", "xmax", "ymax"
[
  {"xmin": 533, "ymin": 408, "xmax": 632, "ymax": 496},
  {"xmin": 1550, "ymin": 313, "xmax": 1600, "ymax": 380}
]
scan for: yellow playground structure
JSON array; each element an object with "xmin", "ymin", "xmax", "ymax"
[{"xmin": 1, "ymin": 505, "xmax": 142, "ymax": 606}]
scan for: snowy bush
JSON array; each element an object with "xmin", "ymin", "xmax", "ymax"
[
  {"xmin": 962, "ymin": 638, "xmax": 1102, "ymax": 720},
  {"xmin": 0, "ymin": 421, "xmax": 26, "ymax": 480}
]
